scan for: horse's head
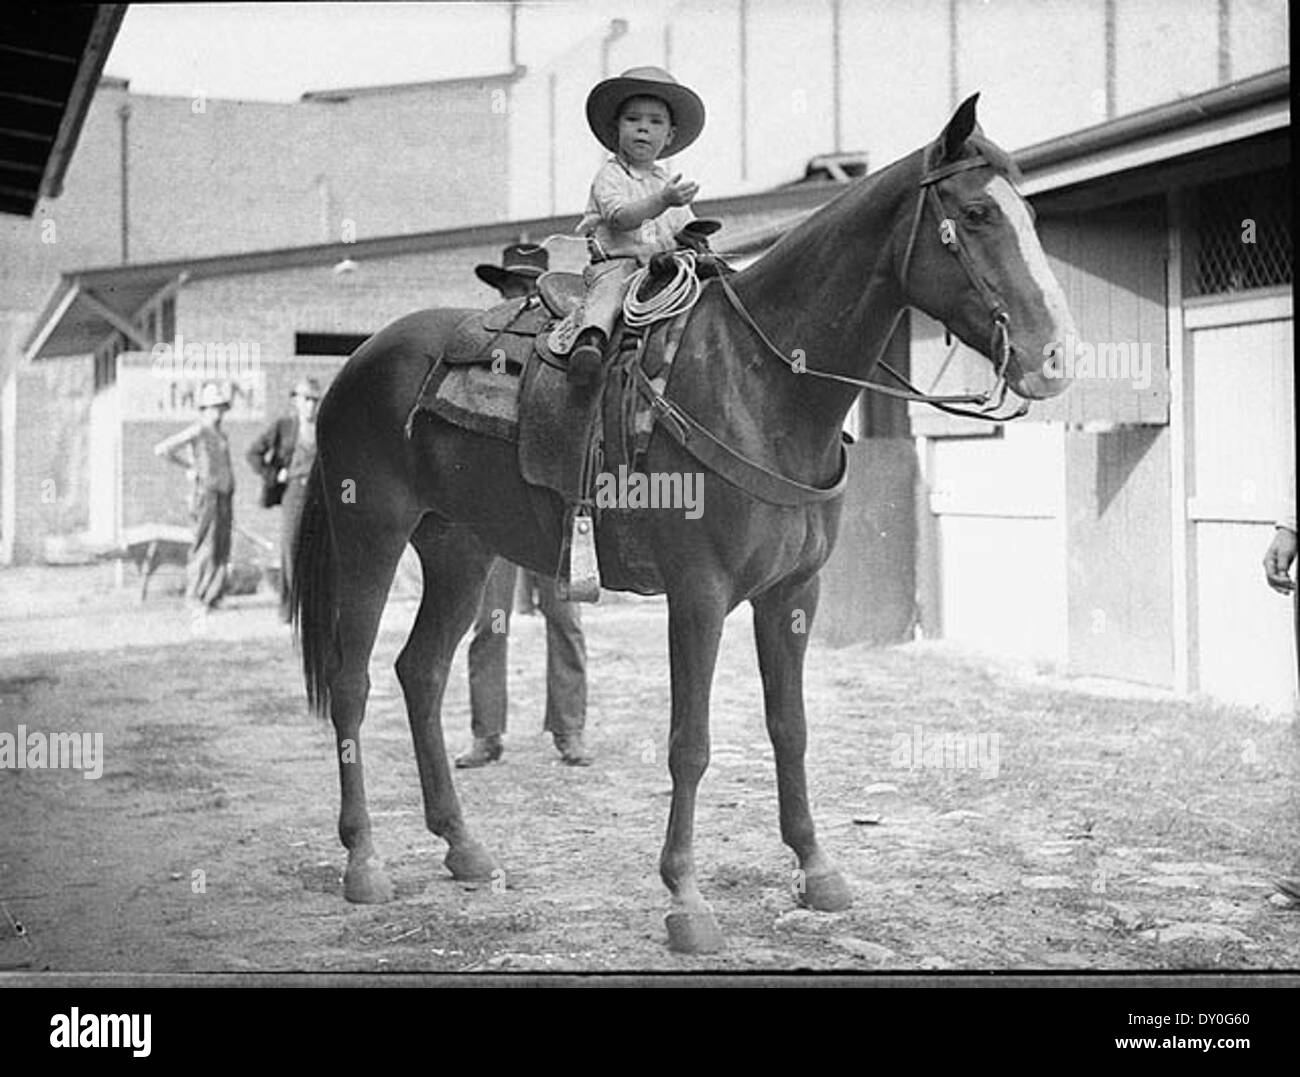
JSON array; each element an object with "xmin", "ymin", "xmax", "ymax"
[{"xmin": 899, "ymin": 94, "xmax": 1076, "ymax": 401}]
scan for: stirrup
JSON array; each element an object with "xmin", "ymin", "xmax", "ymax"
[{"xmin": 557, "ymin": 509, "xmax": 600, "ymax": 602}]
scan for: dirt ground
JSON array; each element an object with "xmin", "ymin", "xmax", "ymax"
[{"xmin": 1, "ymin": 560, "xmax": 1298, "ymax": 974}]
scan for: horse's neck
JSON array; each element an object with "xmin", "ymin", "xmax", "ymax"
[{"xmin": 727, "ymin": 155, "xmax": 919, "ymax": 432}]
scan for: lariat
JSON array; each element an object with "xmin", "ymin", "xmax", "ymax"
[{"xmin": 623, "ymin": 251, "xmax": 703, "ymax": 327}]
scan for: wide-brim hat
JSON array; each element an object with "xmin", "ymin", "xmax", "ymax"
[
  {"xmin": 475, "ymin": 242, "xmax": 549, "ymax": 290},
  {"xmin": 197, "ymin": 382, "xmax": 231, "ymax": 410},
  {"xmin": 586, "ymin": 66, "xmax": 705, "ymax": 158}
]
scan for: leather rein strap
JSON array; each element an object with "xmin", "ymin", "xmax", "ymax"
[
  {"xmin": 717, "ymin": 151, "xmax": 1029, "ymax": 423},
  {"xmin": 600, "ymin": 152, "xmax": 1028, "ymax": 508},
  {"xmin": 631, "ymin": 360, "xmax": 848, "ymax": 506}
]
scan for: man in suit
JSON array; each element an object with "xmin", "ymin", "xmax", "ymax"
[
  {"xmin": 456, "ymin": 242, "xmax": 593, "ymax": 767},
  {"xmin": 247, "ymin": 377, "xmax": 321, "ymax": 621}
]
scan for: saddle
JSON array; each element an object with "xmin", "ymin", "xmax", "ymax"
[{"xmin": 411, "ymin": 278, "xmax": 699, "ymax": 601}]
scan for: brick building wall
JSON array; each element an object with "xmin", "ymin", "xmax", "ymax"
[
  {"xmin": 0, "ymin": 75, "xmax": 515, "ymax": 316},
  {"xmin": 0, "ymin": 358, "xmax": 94, "ymax": 564},
  {"xmin": 5, "ymin": 184, "xmax": 836, "ymax": 564}
]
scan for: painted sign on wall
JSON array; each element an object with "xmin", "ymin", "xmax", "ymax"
[{"xmin": 118, "ymin": 347, "xmax": 266, "ymax": 421}]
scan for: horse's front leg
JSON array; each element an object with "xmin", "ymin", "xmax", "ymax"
[
  {"xmin": 661, "ymin": 583, "xmax": 729, "ymax": 953},
  {"xmin": 751, "ymin": 574, "xmax": 852, "ymax": 912}
]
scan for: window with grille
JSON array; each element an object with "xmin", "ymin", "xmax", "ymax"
[{"xmin": 1188, "ymin": 166, "xmax": 1292, "ymax": 296}]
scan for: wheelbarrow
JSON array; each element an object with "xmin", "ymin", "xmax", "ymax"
[{"xmin": 111, "ymin": 523, "xmax": 276, "ymax": 602}]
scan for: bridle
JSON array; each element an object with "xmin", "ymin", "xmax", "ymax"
[{"xmin": 717, "ymin": 146, "xmax": 1031, "ymax": 422}]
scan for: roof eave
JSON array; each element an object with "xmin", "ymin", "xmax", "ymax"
[
  {"xmin": 1016, "ymin": 66, "xmax": 1289, "ymax": 180},
  {"xmin": 41, "ymin": 5, "xmax": 128, "ymax": 202}
]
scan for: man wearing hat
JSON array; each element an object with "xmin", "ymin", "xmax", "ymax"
[
  {"xmin": 551, "ymin": 66, "xmax": 706, "ymax": 384},
  {"xmin": 247, "ymin": 377, "xmax": 322, "ymax": 621},
  {"xmin": 456, "ymin": 244, "xmax": 593, "ymax": 768},
  {"xmin": 474, "ymin": 241, "xmax": 548, "ymax": 301},
  {"xmin": 154, "ymin": 381, "xmax": 236, "ymax": 615}
]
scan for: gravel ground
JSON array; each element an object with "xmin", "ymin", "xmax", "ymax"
[{"xmin": 1, "ymin": 562, "xmax": 1298, "ymax": 974}]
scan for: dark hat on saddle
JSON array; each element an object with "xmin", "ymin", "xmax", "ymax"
[
  {"xmin": 586, "ymin": 66, "xmax": 706, "ymax": 157},
  {"xmin": 474, "ymin": 242, "xmax": 549, "ymax": 291}
]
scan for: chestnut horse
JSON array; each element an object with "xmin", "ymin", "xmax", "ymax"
[{"xmin": 292, "ymin": 95, "xmax": 1076, "ymax": 953}]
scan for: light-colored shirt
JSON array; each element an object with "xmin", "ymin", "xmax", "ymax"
[
  {"xmin": 577, "ymin": 155, "xmax": 695, "ymax": 261},
  {"xmin": 158, "ymin": 422, "xmax": 234, "ymax": 494}
]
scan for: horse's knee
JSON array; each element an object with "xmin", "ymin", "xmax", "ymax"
[
  {"xmin": 667, "ymin": 744, "xmax": 708, "ymax": 786},
  {"xmin": 765, "ymin": 721, "xmax": 807, "ymax": 759}
]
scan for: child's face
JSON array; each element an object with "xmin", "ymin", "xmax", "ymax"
[{"xmin": 616, "ymin": 96, "xmax": 675, "ymax": 165}]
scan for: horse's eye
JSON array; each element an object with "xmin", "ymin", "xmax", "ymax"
[{"xmin": 964, "ymin": 204, "xmax": 992, "ymax": 226}]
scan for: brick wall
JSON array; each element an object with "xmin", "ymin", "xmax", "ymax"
[
  {"xmin": 0, "ymin": 76, "xmax": 514, "ymax": 315},
  {"xmin": 3, "ymin": 187, "xmax": 834, "ymax": 563},
  {"xmin": 122, "ymin": 357, "xmax": 346, "ymax": 552},
  {"xmin": 0, "ymin": 358, "xmax": 93, "ymax": 564}
]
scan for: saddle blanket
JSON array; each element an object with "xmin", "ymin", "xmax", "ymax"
[
  {"xmin": 411, "ymin": 300, "xmax": 681, "ymax": 453},
  {"xmin": 419, "ymin": 361, "xmax": 522, "ymax": 442}
]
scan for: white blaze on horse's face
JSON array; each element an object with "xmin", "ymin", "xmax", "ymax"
[{"xmin": 982, "ymin": 174, "xmax": 1076, "ymax": 399}]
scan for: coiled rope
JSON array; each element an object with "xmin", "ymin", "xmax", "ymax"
[{"xmin": 622, "ymin": 251, "xmax": 702, "ymax": 327}]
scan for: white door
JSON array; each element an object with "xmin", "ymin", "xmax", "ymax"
[{"xmin": 1186, "ymin": 293, "xmax": 1295, "ymax": 713}]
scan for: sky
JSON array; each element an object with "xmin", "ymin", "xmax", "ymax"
[{"xmin": 102, "ymin": 2, "xmax": 674, "ymax": 101}]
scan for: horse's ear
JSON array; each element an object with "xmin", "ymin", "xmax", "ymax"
[{"xmin": 938, "ymin": 92, "xmax": 981, "ymax": 162}]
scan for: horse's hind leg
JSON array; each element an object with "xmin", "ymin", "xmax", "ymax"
[
  {"xmin": 329, "ymin": 521, "xmax": 412, "ymax": 905},
  {"xmin": 396, "ymin": 517, "xmax": 500, "ymax": 882},
  {"xmin": 751, "ymin": 574, "xmax": 852, "ymax": 912}
]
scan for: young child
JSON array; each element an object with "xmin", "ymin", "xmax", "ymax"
[{"xmin": 565, "ymin": 66, "xmax": 706, "ymax": 384}]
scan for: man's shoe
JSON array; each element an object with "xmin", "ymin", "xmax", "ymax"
[
  {"xmin": 554, "ymin": 733, "xmax": 593, "ymax": 767},
  {"xmin": 1273, "ymin": 876, "xmax": 1300, "ymax": 904},
  {"xmin": 455, "ymin": 736, "xmax": 503, "ymax": 768}
]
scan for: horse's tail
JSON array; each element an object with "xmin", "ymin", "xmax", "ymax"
[{"xmin": 291, "ymin": 458, "xmax": 336, "ymax": 720}]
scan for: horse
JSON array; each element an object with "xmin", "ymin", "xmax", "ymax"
[{"xmin": 291, "ymin": 93, "xmax": 1077, "ymax": 954}]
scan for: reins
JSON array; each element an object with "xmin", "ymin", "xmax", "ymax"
[{"xmin": 716, "ymin": 150, "xmax": 1030, "ymax": 423}]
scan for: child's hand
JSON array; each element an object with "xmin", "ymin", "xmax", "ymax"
[{"xmin": 662, "ymin": 174, "xmax": 699, "ymax": 207}]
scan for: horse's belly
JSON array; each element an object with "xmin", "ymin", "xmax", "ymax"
[{"xmin": 411, "ymin": 416, "xmax": 567, "ymax": 576}]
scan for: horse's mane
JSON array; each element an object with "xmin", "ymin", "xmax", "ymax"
[{"xmin": 739, "ymin": 127, "xmax": 1023, "ymax": 287}]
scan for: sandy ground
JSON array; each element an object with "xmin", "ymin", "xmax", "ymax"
[{"xmin": 1, "ymin": 561, "xmax": 1298, "ymax": 974}]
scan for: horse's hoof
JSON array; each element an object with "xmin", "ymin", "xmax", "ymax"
[
  {"xmin": 444, "ymin": 841, "xmax": 499, "ymax": 882},
  {"xmin": 343, "ymin": 864, "xmax": 395, "ymax": 904},
  {"xmin": 665, "ymin": 908, "xmax": 726, "ymax": 954},
  {"xmin": 798, "ymin": 869, "xmax": 853, "ymax": 912}
]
